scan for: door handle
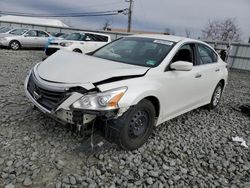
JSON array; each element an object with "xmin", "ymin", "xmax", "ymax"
[
  {"xmin": 195, "ymin": 74, "xmax": 202, "ymax": 78},
  {"xmin": 215, "ymin": 69, "xmax": 220, "ymax": 72}
]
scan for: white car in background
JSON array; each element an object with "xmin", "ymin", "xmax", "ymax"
[
  {"xmin": 25, "ymin": 34, "xmax": 228, "ymax": 150},
  {"xmin": 45, "ymin": 32, "xmax": 111, "ymax": 56}
]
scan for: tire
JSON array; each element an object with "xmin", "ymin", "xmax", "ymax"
[
  {"xmin": 73, "ymin": 49, "xmax": 82, "ymax": 53},
  {"xmin": 9, "ymin": 40, "xmax": 21, "ymax": 50},
  {"xmin": 108, "ymin": 99, "xmax": 156, "ymax": 150},
  {"xmin": 208, "ymin": 82, "xmax": 223, "ymax": 109}
]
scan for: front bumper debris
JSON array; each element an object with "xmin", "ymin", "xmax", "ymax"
[{"xmin": 24, "ymin": 72, "xmax": 121, "ymax": 126}]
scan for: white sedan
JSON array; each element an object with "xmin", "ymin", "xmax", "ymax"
[
  {"xmin": 45, "ymin": 32, "xmax": 111, "ymax": 56},
  {"xmin": 25, "ymin": 34, "xmax": 228, "ymax": 150}
]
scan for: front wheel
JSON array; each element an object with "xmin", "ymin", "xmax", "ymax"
[
  {"xmin": 108, "ymin": 99, "xmax": 156, "ymax": 150},
  {"xmin": 9, "ymin": 40, "xmax": 21, "ymax": 50},
  {"xmin": 209, "ymin": 82, "xmax": 223, "ymax": 109}
]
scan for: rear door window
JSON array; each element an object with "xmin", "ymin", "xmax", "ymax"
[
  {"xmin": 37, "ymin": 31, "xmax": 49, "ymax": 37},
  {"xmin": 26, "ymin": 30, "xmax": 37, "ymax": 37},
  {"xmin": 197, "ymin": 44, "xmax": 218, "ymax": 65}
]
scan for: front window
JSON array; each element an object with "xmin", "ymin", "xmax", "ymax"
[
  {"xmin": 65, "ymin": 33, "xmax": 85, "ymax": 41},
  {"xmin": 92, "ymin": 37, "xmax": 175, "ymax": 67},
  {"xmin": 37, "ymin": 31, "xmax": 49, "ymax": 37},
  {"xmin": 9, "ymin": 29, "xmax": 28, "ymax": 35}
]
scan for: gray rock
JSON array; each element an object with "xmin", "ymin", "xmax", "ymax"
[
  {"xmin": 146, "ymin": 177, "xmax": 153, "ymax": 185},
  {"xmin": 55, "ymin": 159, "xmax": 65, "ymax": 170},
  {"xmin": 55, "ymin": 182, "xmax": 62, "ymax": 188},
  {"xmin": 180, "ymin": 167, "xmax": 188, "ymax": 174},
  {"xmin": 23, "ymin": 177, "xmax": 32, "ymax": 186},
  {"xmin": 69, "ymin": 176, "xmax": 76, "ymax": 185},
  {"xmin": 62, "ymin": 176, "xmax": 70, "ymax": 184},
  {"xmin": 5, "ymin": 184, "xmax": 15, "ymax": 188},
  {"xmin": 170, "ymin": 160, "xmax": 176, "ymax": 166},
  {"xmin": 149, "ymin": 170, "xmax": 159, "ymax": 177},
  {"xmin": 0, "ymin": 158, "xmax": 5, "ymax": 165},
  {"xmin": 7, "ymin": 160, "xmax": 13, "ymax": 167}
]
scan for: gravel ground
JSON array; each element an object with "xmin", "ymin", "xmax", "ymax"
[{"xmin": 0, "ymin": 49, "xmax": 250, "ymax": 188}]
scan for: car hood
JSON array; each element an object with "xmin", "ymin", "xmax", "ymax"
[
  {"xmin": 0, "ymin": 33, "xmax": 12, "ymax": 38},
  {"xmin": 36, "ymin": 50, "xmax": 149, "ymax": 85}
]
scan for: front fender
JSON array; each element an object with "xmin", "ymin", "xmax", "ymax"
[{"xmin": 97, "ymin": 76, "xmax": 162, "ymax": 117}]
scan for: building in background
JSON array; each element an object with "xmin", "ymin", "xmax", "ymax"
[{"xmin": 0, "ymin": 15, "xmax": 68, "ymax": 27}]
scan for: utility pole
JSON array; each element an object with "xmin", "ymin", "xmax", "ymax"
[{"xmin": 126, "ymin": 0, "xmax": 133, "ymax": 32}]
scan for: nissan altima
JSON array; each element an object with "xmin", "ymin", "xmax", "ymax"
[{"xmin": 24, "ymin": 34, "xmax": 228, "ymax": 150}]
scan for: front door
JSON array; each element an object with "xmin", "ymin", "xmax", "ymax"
[{"xmin": 161, "ymin": 43, "xmax": 206, "ymax": 120}]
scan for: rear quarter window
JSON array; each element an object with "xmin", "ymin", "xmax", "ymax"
[{"xmin": 87, "ymin": 34, "xmax": 109, "ymax": 42}]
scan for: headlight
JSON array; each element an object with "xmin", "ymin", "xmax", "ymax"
[
  {"xmin": 60, "ymin": 42, "xmax": 72, "ymax": 47},
  {"xmin": 72, "ymin": 87, "xmax": 127, "ymax": 110}
]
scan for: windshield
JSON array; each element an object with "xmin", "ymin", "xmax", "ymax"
[
  {"xmin": 92, "ymin": 37, "xmax": 175, "ymax": 67},
  {"xmin": 65, "ymin": 33, "xmax": 85, "ymax": 41},
  {"xmin": 9, "ymin": 29, "xmax": 28, "ymax": 35},
  {"xmin": 0, "ymin": 27, "xmax": 12, "ymax": 33}
]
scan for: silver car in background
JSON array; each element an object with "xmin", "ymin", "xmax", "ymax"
[{"xmin": 0, "ymin": 28, "xmax": 52, "ymax": 50}]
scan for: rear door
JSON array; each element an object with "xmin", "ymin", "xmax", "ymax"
[
  {"xmin": 84, "ymin": 33, "xmax": 109, "ymax": 52},
  {"xmin": 195, "ymin": 43, "xmax": 221, "ymax": 101},
  {"xmin": 36, "ymin": 31, "xmax": 50, "ymax": 47}
]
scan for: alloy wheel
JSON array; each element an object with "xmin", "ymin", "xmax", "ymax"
[{"xmin": 213, "ymin": 86, "xmax": 222, "ymax": 106}]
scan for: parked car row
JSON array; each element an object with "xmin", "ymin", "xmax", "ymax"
[{"xmin": 0, "ymin": 26, "xmax": 111, "ymax": 55}]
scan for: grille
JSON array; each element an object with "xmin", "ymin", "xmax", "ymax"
[{"xmin": 27, "ymin": 74, "xmax": 68, "ymax": 111}]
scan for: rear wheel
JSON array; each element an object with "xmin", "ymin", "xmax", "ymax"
[
  {"xmin": 9, "ymin": 40, "xmax": 21, "ymax": 50},
  {"xmin": 73, "ymin": 49, "xmax": 82, "ymax": 53},
  {"xmin": 108, "ymin": 99, "xmax": 156, "ymax": 150},
  {"xmin": 209, "ymin": 82, "xmax": 223, "ymax": 109}
]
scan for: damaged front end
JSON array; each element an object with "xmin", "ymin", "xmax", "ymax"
[{"xmin": 24, "ymin": 69, "xmax": 130, "ymax": 137}]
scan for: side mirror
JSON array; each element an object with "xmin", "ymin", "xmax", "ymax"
[
  {"xmin": 170, "ymin": 61, "xmax": 193, "ymax": 71},
  {"xmin": 24, "ymin": 34, "xmax": 28, "ymax": 37}
]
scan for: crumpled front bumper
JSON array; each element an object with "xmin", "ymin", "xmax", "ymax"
[{"xmin": 24, "ymin": 74, "xmax": 98, "ymax": 125}]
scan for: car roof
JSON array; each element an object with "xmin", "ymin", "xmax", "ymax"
[{"xmin": 127, "ymin": 34, "xmax": 191, "ymax": 43}]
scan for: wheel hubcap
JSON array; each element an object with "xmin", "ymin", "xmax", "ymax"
[
  {"xmin": 11, "ymin": 42, "xmax": 19, "ymax": 50},
  {"xmin": 129, "ymin": 110, "xmax": 149, "ymax": 138},
  {"xmin": 213, "ymin": 86, "xmax": 222, "ymax": 106}
]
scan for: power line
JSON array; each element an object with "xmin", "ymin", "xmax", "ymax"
[{"xmin": 0, "ymin": 9, "xmax": 127, "ymax": 17}]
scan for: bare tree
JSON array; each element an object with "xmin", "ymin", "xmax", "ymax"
[
  {"xmin": 102, "ymin": 19, "xmax": 111, "ymax": 31},
  {"xmin": 185, "ymin": 28, "xmax": 191, "ymax": 38},
  {"xmin": 202, "ymin": 18, "xmax": 241, "ymax": 41}
]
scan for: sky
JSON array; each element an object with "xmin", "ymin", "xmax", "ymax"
[{"xmin": 1, "ymin": 0, "xmax": 250, "ymax": 41}]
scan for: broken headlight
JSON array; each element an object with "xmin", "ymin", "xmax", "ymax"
[{"xmin": 72, "ymin": 87, "xmax": 127, "ymax": 110}]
